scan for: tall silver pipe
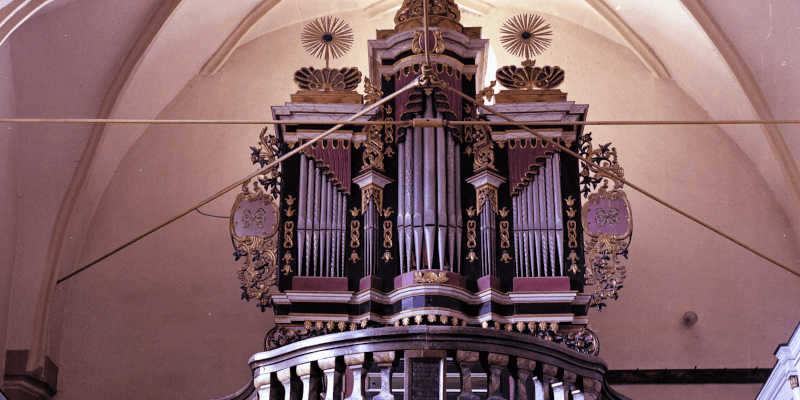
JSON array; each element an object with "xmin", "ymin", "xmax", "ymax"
[
  {"xmin": 305, "ymin": 159, "xmax": 317, "ymax": 276},
  {"xmin": 404, "ymin": 131, "xmax": 415, "ymax": 271},
  {"xmin": 312, "ymin": 165, "xmax": 322, "ymax": 276},
  {"xmin": 446, "ymin": 134, "xmax": 456, "ymax": 272},
  {"xmin": 364, "ymin": 199, "xmax": 371, "ymax": 276},
  {"xmin": 422, "ymin": 98, "xmax": 436, "ymax": 270},
  {"xmin": 320, "ymin": 178, "xmax": 330, "ymax": 276},
  {"xmin": 531, "ymin": 178, "xmax": 543, "ymax": 277},
  {"xmin": 536, "ymin": 164, "xmax": 549, "ymax": 276},
  {"xmin": 326, "ymin": 179, "xmax": 335, "ymax": 276},
  {"xmin": 398, "ymin": 141, "xmax": 407, "ymax": 273},
  {"xmin": 297, "ymin": 154, "xmax": 309, "ymax": 275},
  {"xmin": 552, "ymin": 152, "xmax": 564, "ymax": 276},
  {"xmin": 341, "ymin": 196, "xmax": 346, "ymax": 276},
  {"xmin": 436, "ymin": 124, "xmax": 447, "ymax": 271},
  {"xmin": 512, "ymin": 195, "xmax": 521, "ymax": 277},
  {"xmin": 413, "ymin": 125, "xmax": 424, "ymax": 270},
  {"xmin": 519, "ymin": 185, "xmax": 531, "ymax": 277},
  {"xmin": 544, "ymin": 157, "xmax": 557, "ymax": 277},
  {"xmin": 331, "ymin": 190, "xmax": 340, "ymax": 277},
  {"xmin": 454, "ymin": 143, "xmax": 463, "ymax": 274}
]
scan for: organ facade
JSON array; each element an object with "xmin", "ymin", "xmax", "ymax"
[{"xmin": 226, "ymin": 1, "xmax": 633, "ymax": 398}]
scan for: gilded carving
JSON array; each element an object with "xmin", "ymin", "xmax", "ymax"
[
  {"xmin": 476, "ymin": 186, "xmax": 498, "ymax": 215},
  {"xmin": 364, "ymin": 77, "xmax": 383, "ymax": 106},
  {"xmin": 496, "ymin": 63, "xmax": 565, "ymax": 90},
  {"xmin": 362, "ymin": 123, "xmax": 385, "ymax": 171},
  {"xmin": 284, "ymin": 221, "xmax": 295, "ymax": 248},
  {"xmin": 361, "ymin": 185, "xmax": 384, "ymax": 214},
  {"xmin": 282, "ymin": 253, "xmax": 294, "ymax": 275},
  {"xmin": 413, "ymin": 271, "xmax": 449, "ymax": 284},
  {"xmin": 350, "ymin": 220, "xmax": 361, "ymax": 248},
  {"xmin": 476, "ymin": 80, "xmax": 496, "ymax": 104},
  {"xmin": 383, "ymin": 220, "xmax": 393, "ymax": 249},
  {"xmin": 567, "ymin": 220, "xmax": 578, "ymax": 249},
  {"xmin": 580, "ymin": 133, "xmax": 632, "ymax": 310},
  {"xmin": 466, "ymin": 220, "xmax": 477, "ymax": 249},
  {"xmin": 231, "ymin": 129, "xmax": 282, "ymax": 311},
  {"xmin": 294, "ymin": 67, "xmax": 362, "ymax": 91},
  {"xmin": 500, "ymin": 221, "xmax": 510, "ymax": 248},
  {"xmin": 394, "ymin": 0, "xmax": 461, "ymax": 26}
]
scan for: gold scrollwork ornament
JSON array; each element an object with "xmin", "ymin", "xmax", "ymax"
[
  {"xmin": 284, "ymin": 221, "xmax": 295, "ymax": 248},
  {"xmin": 350, "ymin": 220, "xmax": 361, "ymax": 248},
  {"xmin": 383, "ymin": 220, "xmax": 393, "ymax": 248}
]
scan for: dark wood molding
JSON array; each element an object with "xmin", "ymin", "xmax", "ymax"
[{"xmin": 606, "ymin": 368, "xmax": 771, "ymax": 384}]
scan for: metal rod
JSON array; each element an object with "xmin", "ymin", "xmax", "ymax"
[
  {"xmin": 57, "ymin": 78, "xmax": 421, "ymax": 284},
  {"xmin": 4, "ymin": 118, "xmax": 800, "ymax": 126},
  {"xmin": 445, "ymin": 84, "xmax": 800, "ymax": 279},
  {"xmin": 422, "ymin": 0, "xmax": 431, "ymax": 66}
]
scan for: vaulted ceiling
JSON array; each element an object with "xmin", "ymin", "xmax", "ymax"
[{"xmin": 1, "ymin": 0, "xmax": 798, "ymax": 399}]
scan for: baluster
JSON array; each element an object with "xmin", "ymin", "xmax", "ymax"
[
  {"xmin": 278, "ymin": 367, "xmax": 301, "ymax": 400},
  {"xmin": 532, "ymin": 376, "xmax": 544, "ymax": 400},
  {"xmin": 486, "ymin": 353, "xmax": 509, "ymax": 400},
  {"xmin": 373, "ymin": 351, "xmax": 397, "ymax": 400},
  {"xmin": 344, "ymin": 353, "xmax": 371, "ymax": 400},
  {"xmin": 551, "ymin": 382, "xmax": 565, "ymax": 400},
  {"xmin": 571, "ymin": 389, "xmax": 585, "ymax": 400},
  {"xmin": 255, "ymin": 372, "xmax": 279, "ymax": 400},
  {"xmin": 582, "ymin": 377, "xmax": 601, "ymax": 400},
  {"xmin": 515, "ymin": 358, "xmax": 536, "ymax": 400},
  {"xmin": 296, "ymin": 362, "xmax": 323, "ymax": 400},
  {"xmin": 318, "ymin": 357, "xmax": 345, "ymax": 400},
  {"xmin": 542, "ymin": 364, "xmax": 558, "ymax": 400},
  {"xmin": 562, "ymin": 370, "xmax": 577, "ymax": 399},
  {"xmin": 455, "ymin": 351, "xmax": 480, "ymax": 400}
]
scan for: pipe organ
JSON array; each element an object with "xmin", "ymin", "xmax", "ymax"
[{"xmin": 225, "ymin": 2, "xmax": 633, "ymax": 398}]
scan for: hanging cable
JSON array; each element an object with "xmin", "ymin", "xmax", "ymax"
[
  {"xmin": 55, "ymin": 76, "xmax": 423, "ymax": 285},
  {"xmin": 440, "ymin": 81, "xmax": 800, "ymax": 279}
]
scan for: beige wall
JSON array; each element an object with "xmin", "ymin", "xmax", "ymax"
[
  {"xmin": 0, "ymin": 1, "xmax": 799, "ymax": 399},
  {"xmin": 0, "ymin": 37, "xmax": 18, "ymax": 386}
]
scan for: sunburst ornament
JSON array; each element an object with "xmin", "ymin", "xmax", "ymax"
[
  {"xmin": 500, "ymin": 14, "xmax": 553, "ymax": 61},
  {"xmin": 301, "ymin": 17, "xmax": 354, "ymax": 68}
]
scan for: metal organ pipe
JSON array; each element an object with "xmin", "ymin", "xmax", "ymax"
[
  {"xmin": 397, "ymin": 141, "xmax": 406, "ymax": 273},
  {"xmin": 295, "ymin": 154, "xmax": 348, "ymax": 277},
  {"xmin": 297, "ymin": 155, "xmax": 309, "ymax": 275},
  {"xmin": 512, "ymin": 153, "xmax": 566, "ymax": 277},
  {"xmin": 404, "ymin": 131, "xmax": 414, "ymax": 272},
  {"xmin": 305, "ymin": 158, "xmax": 317, "ymax": 276},
  {"xmin": 552, "ymin": 152, "xmax": 565, "ymax": 276},
  {"xmin": 395, "ymin": 99, "xmax": 462, "ymax": 272}
]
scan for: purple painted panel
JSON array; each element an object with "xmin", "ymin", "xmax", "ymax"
[
  {"xmin": 513, "ymin": 277, "xmax": 570, "ymax": 292},
  {"xmin": 584, "ymin": 197, "xmax": 630, "ymax": 236},
  {"xmin": 233, "ymin": 199, "xmax": 278, "ymax": 238},
  {"xmin": 292, "ymin": 277, "xmax": 349, "ymax": 292}
]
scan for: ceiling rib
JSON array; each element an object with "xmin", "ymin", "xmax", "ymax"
[
  {"xmin": 679, "ymin": 0, "xmax": 800, "ymax": 216},
  {"xmin": 200, "ymin": 0, "xmax": 283, "ymax": 75},
  {"xmin": 0, "ymin": 0, "xmax": 55, "ymax": 47},
  {"xmin": 583, "ymin": 0, "xmax": 671, "ymax": 79}
]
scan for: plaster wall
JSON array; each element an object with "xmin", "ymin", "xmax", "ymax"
[
  {"xmin": 0, "ymin": 38, "xmax": 18, "ymax": 387},
  {"xmin": 46, "ymin": 9, "xmax": 800, "ymax": 400},
  {"xmin": 2, "ymin": 0, "xmax": 161, "ymax": 353}
]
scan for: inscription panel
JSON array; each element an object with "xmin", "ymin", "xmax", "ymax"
[{"xmin": 410, "ymin": 360, "xmax": 440, "ymax": 400}]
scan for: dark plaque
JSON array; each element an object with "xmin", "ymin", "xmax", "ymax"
[{"xmin": 410, "ymin": 359, "xmax": 440, "ymax": 400}]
